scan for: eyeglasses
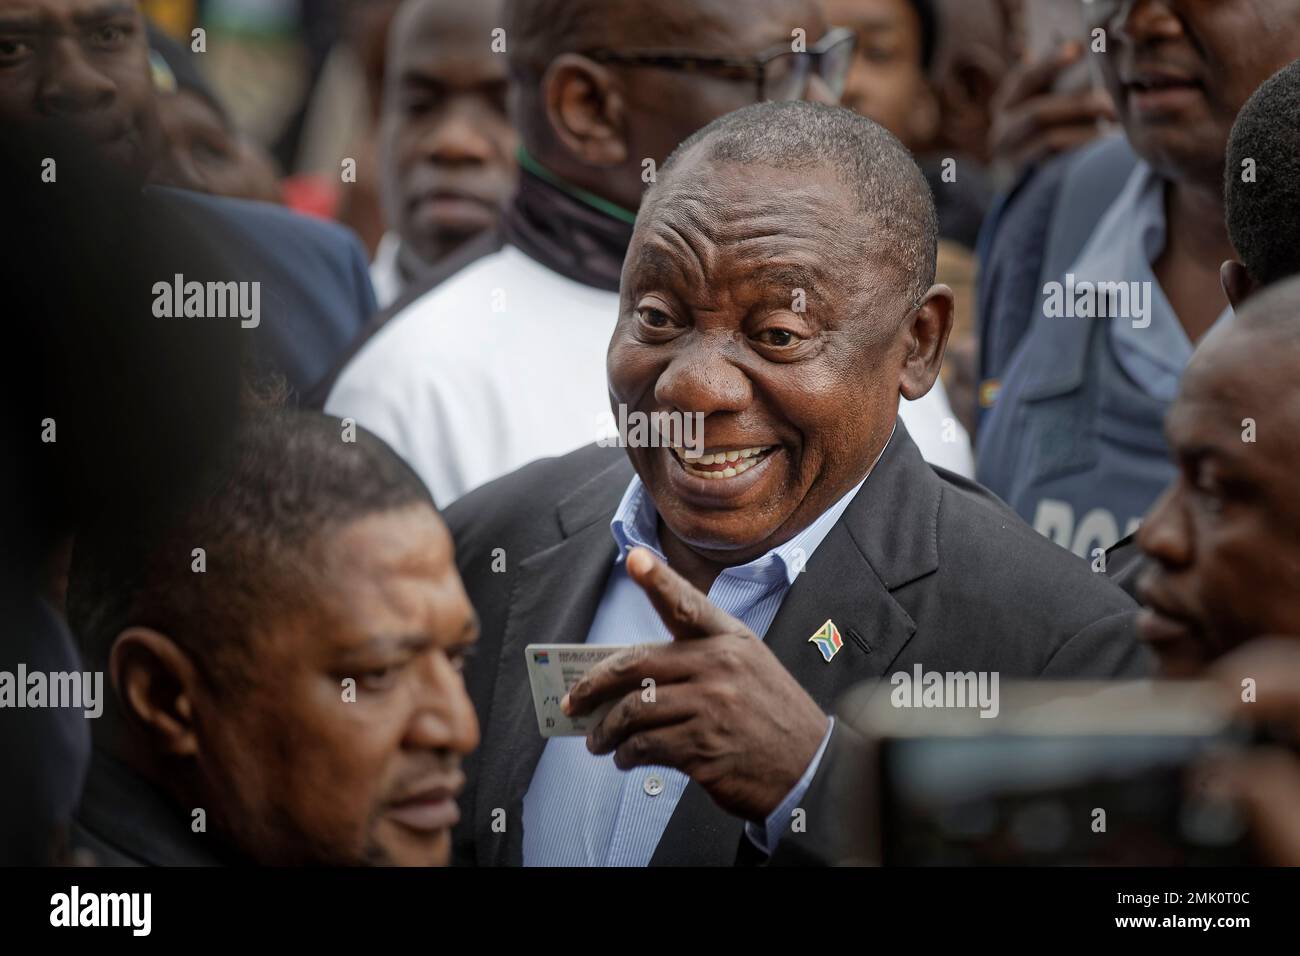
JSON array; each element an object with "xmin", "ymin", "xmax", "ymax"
[{"xmin": 582, "ymin": 27, "xmax": 856, "ymax": 103}]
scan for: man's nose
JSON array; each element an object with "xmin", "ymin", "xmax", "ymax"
[
  {"xmin": 1136, "ymin": 485, "xmax": 1193, "ymax": 570},
  {"xmin": 654, "ymin": 337, "xmax": 753, "ymax": 416},
  {"xmin": 38, "ymin": 39, "xmax": 116, "ymax": 116},
  {"xmin": 404, "ymin": 652, "xmax": 481, "ymax": 756},
  {"xmin": 419, "ymin": 105, "xmax": 497, "ymax": 166}
]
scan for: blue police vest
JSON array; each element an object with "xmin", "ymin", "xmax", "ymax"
[{"xmin": 976, "ymin": 304, "xmax": 1174, "ymax": 560}]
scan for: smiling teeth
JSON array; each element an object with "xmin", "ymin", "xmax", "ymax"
[
  {"xmin": 686, "ymin": 458, "xmax": 759, "ymax": 479},
  {"xmin": 672, "ymin": 445, "xmax": 772, "ymax": 479},
  {"xmin": 672, "ymin": 446, "xmax": 770, "ymax": 465}
]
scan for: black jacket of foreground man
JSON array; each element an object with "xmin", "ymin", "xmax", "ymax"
[
  {"xmin": 445, "ymin": 423, "xmax": 1153, "ymax": 867},
  {"xmin": 73, "ymin": 751, "xmax": 241, "ymax": 866}
]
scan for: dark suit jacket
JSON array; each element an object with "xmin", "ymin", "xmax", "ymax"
[
  {"xmin": 445, "ymin": 425, "xmax": 1152, "ymax": 867},
  {"xmin": 154, "ymin": 188, "xmax": 377, "ymax": 398},
  {"xmin": 1105, "ymin": 531, "xmax": 1146, "ymax": 600},
  {"xmin": 73, "ymin": 750, "xmax": 240, "ymax": 866}
]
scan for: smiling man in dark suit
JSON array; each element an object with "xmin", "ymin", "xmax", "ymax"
[{"xmin": 446, "ymin": 100, "xmax": 1150, "ymax": 868}]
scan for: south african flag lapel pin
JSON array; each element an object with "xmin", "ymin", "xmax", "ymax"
[{"xmin": 808, "ymin": 619, "xmax": 844, "ymax": 662}]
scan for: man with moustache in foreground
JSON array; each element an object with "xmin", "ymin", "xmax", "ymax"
[
  {"xmin": 67, "ymin": 413, "xmax": 479, "ymax": 865},
  {"xmin": 1120, "ymin": 280, "xmax": 1300, "ymax": 864},
  {"xmin": 446, "ymin": 102, "xmax": 1149, "ymax": 867},
  {"xmin": 1134, "ymin": 279, "xmax": 1300, "ymax": 677}
]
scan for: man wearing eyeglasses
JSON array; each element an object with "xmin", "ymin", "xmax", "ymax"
[{"xmin": 326, "ymin": 0, "xmax": 974, "ymax": 507}]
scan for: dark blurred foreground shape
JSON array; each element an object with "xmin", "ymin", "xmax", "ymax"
[{"xmin": 0, "ymin": 132, "xmax": 243, "ymax": 864}]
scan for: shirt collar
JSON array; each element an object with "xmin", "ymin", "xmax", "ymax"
[
  {"xmin": 609, "ymin": 426, "xmax": 893, "ymax": 588},
  {"xmin": 502, "ymin": 150, "xmax": 636, "ymax": 293},
  {"xmin": 1072, "ymin": 163, "xmax": 1233, "ymax": 400}
]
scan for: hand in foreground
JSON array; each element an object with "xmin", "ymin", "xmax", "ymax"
[
  {"xmin": 988, "ymin": 41, "xmax": 1116, "ymax": 177},
  {"xmin": 1202, "ymin": 638, "xmax": 1300, "ymax": 865},
  {"xmin": 563, "ymin": 547, "xmax": 829, "ymax": 823}
]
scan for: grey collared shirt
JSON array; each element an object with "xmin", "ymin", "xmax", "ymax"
[{"xmin": 1071, "ymin": 162, "xmax": 1232, "ymax": 402}]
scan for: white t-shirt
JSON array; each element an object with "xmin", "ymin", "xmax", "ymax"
[
  {"xmin": 328, "ymin": 244, "xmax": 973, "ymax": 506},
  {"xmin": 369, "ymin": 232, "xmax": 403, "ymax": 311}
]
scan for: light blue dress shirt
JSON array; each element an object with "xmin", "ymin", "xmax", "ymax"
[
  {"xmin": 1071, "ymin": 162, "xmax": 1233, "ymax": 403},
  {"xmin": 521, "ymin": 466, "xmax": 874, "ymax": 866}
]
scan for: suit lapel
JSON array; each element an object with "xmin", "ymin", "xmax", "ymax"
[
  {"xmin": 771, "ymin": 424, "xmax": 943, "ymax": 697},
  {"xmin": 479, "ymin": 426, "xmax": 944, "ymax": 866},
  {"xmin": 648, "ymin": 773, "xmax": 749, "ymax": 865},
  {"xmin": 474, "ymin": 456, "xmax": 629, "ymax": 866},
  {"xmin": 765, "ymin": 522, "xmax": 919, "ymax": 704},
  {"xmin": 652, "ymin": 424, "xmax": 942, "ymax": 865},
  {"xmin": 650, "ymin": 520, "xmax": 919, "ymax": 865}
]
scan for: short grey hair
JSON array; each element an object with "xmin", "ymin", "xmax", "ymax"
[{"xmin": 656, "ymin": 100, "xmax": 939, "ymax": 305}]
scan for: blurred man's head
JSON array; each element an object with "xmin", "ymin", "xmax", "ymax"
[
  {"xmin": 154, "ymin": 88, "xmax": 281, "ymax": 202},
  {"xmin": 1136, "ymin": 279, "xmax": 1300, "ymax": 676},
  {"xmin": 609, "ymin": 101, "xmax": 949, "ymax": 566},
  {"xmin": 1222, "ymin": 57, "xmax": 1300, "ymax": 307},
  {"xmin": 823, "ymin": 0, "xmax": 939, "ymax": 151},
  {"xmin": 379, "ymin": 0, "xmax": 516, "ymax": 271},
  {"xmin": 68, "ymin": 412, "xmax": 480, "ymax": 866},
  {"xmin": 0, "ymin": 133, "xmax": 242, "ymax": 865},
  {"xmin": 0, "ymin": 0, "xmax": 164, "ymax": 181},
  {"xmin": 146, "ymin": 25, "xmax": 280, "ymax": 203},
  {"xmin": 1086, "ymin": 0, "xmax": 1300, "ymax": 190},
  {"xmin": 504, "ymin": 0, "xmax": 850, "ymax": 212}
]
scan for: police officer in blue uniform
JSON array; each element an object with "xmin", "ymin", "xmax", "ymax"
[{"xmin": 976, "ymin": 0, "xmax": 1300, "ymax": 559}]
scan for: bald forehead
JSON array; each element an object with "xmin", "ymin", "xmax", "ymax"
[
  {"xmin": 1180, "ymin": 323, "xmax": 1300, "ymax": 425},
  {"xmin": 391, "ymin": 0, "xmax": 500, "ymax": 54},
  {"xmin": 631, "ymin": 155, "xmax": 905, "ymax": 306},
  {"xmin": 387, "ymin": 0, "xmax": 506, "ymax": 89},
  {"xmin": 644, "ymin": 151, "xmax": 858, "ymax": 237}
]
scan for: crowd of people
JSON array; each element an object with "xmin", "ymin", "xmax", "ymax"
[{"xmin": 4, "ymin": 0, "xmax": 1300, "ymax": 868}]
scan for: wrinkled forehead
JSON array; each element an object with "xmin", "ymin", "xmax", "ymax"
[{"xmin": 626, "ymin": 155, "xmax": 904, "ymax": 302}]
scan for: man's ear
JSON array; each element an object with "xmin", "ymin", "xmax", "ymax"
[
  {"xmin": 899, "ymin": 283, "xmax": 955, "ymax": 401},
  {"xmin": 1220, "ymin": 259, "xmax": 1257, "ymax": 310},
  {"xmin": 109, "ymin": 627, "xmax": 202, "ymax": 757},
  {"xmin": 542, "ymin": 53, "xmax": 629, "ymax": 167}
]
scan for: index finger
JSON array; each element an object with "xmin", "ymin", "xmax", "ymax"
[
  {"xmin": 626, "ymin": 546, "xmax": 746, "ymax": 641},
  {"xmin": 563, "ymin": 640, "xmax": 701, "ymax": 715}
]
